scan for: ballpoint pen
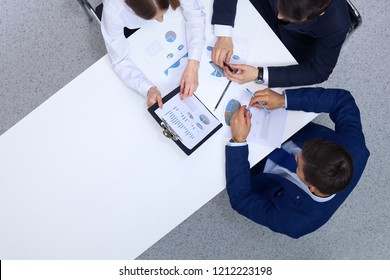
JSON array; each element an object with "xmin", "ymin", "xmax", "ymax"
[
  {"xmin": 223, "ymin": 61, "xmax": 236, "ymax": 73},
  {"xmin": 245, "ymin": 88, "xmax": 271, "ymax": 114},
  {"xmin": 214, "ymin": 80, "xmax": 231, "ymax": 111},
  {"xmin": 214, "ymin": 61, "xmax": 238, "ymax": 111}
]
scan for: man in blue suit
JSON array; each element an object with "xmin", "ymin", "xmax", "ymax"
[
  {"xmin": 212, "ymin": 0, "xmax": 351, "ymax": 87},
  {"xmin": 226, "ymin": 88, "xmax": 369, "ymax": 238}
]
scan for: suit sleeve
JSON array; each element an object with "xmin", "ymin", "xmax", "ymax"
[
  {"xmin": 225, "ymin": 145, "xmax": 294, "ymax": 236},
  {"xmin": 285, "ymin": 88, "xmax": 366, "ymax": 147},
  {"xmin": 268, "ymin": 29, "xmax": 348, "ymax": 87},
  {"xmin": 225, "ymin": 145, "xmax": 269, "ymax": 218},
  {"xmin": 211, "ymin": 0, "xmax": 238, "ymax": 27}
]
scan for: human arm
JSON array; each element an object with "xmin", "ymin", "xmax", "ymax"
[
  {"xmin": 212, "ymin": 37, "xmax": 234, "ymax": 68},
  {"xmin": 226, "ymin": 106, "xmax": 273, "ymax": 224},
  {"xmin": 266, "ymin": 0, "xmax": 351, "ymax": 87},
  {"xmin": 250, "ymin": 87, "xmax": 366, "ymax": 146},
  {"xmin": 226, "ymin": 108, "xmax": 299, "ymax": 237},
  {"xmin": 147, "ymin": 87, "xmax": 163, "ymax": 108},
  {"xmin": 210, "ymin": 0, "xmax": 238, "ymax": 67},
  {"xmin": 230, "ymin": 105, "xmax": 251, "ymax": 142},
  {"xmin": 285, "ymin": 88, "xmax": 366, "ymax": 145},
  {"xmin": 181, "ymin": 0, "xmax": 206, "ymax": 63},
  {"xmin": 248, "ymin": 88, "xmax": 286, "ymax": 111},
  {"xmin": 100, "ymin": 1, "xmax": 154, "ymax": 98},
  {"xmin": 226, "ymin": 145, "xmax": 305, "ymax": 237},
  {"xmin": 179, "ymin": 60, "xmax": 199, "ymax": 98},
  {"xmin": 211, "ymin": 0, "xmax": 238, "ymax": 27},
  {"xmin": 223, "ymin": 63, "xmax": 258, "ymax": 84},
  {"xmin": 268, "ymin": 30, "xmax": 347, "ymax": 87},
  {"xmin": 178, "ymin": 0, "xmax": 205, "ymax": 98},
  {"xmin": 268, "ymin": 0, "xmax": 351, "ymax": 89}
]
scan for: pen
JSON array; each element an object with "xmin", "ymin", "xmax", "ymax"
[
  {"xmin": 214, "ymin": 80, "xmax": 232, "ymax": 111},
  {"xmin": 223, "ymin": 61, "xmax": 236, "ymax": 73},
  {"xmin": 213, "ymin": 62, "xmax": 237, "ymax": 111},
  {"xmin": 245, "ymin": 88, "xmax": 270, "ymax": 114}
]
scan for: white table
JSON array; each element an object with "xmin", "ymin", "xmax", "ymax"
[{"xmin": 0, "ymin": 0, "xmax": 316, "ymax": 259}]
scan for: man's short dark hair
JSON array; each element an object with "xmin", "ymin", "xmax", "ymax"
[
  {"xmin": 301, "ymin": 137, "xmax": 354, "ymax": 195},
  {"xmin": 278, "ymin": 0, "xmax": 333, "ymax": 21}
]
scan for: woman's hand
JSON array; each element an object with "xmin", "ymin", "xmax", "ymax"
[
  {"xmin": 147, "ymin": 86, "xmax": 163, "ymax": 108},
  {"xmin": 180, "ymin": 59, "xmax": 200, "ymax": 99}
]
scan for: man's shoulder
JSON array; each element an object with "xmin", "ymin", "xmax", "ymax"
[
  {"xmin": 315, "ymin": 0, "xmax": 351, "ymax": 35},
  {"xmin": 261, "ymin": 173, "xmax": 333, "ymax": 237}
]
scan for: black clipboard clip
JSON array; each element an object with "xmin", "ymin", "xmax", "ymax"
[{"xmin": 160, "ymin": 118, "xmax": 182, "ymax": 141}]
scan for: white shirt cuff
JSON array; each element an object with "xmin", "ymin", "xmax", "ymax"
[
  {"xmin": 283, "ymin": 90, "xmax": 288, "ymax": 108},
  {"xmin": 263, "ymin": 66, "xmax": 269, "ymax": 85},
  {"xmin": 227, "ymin": 140, "xmax": 248, "ymax": 147},
  {"xmin": 213, "ymin": 25, "xmax": 233, "ymax": 37}
]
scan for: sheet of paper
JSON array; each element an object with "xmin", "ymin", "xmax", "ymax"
[
  {"xmin": 154, "ymin": 94, "xmax": 221, "ymax": 150},
  {"xmin": 195, "ymin": 22, "xmax": 257, "ymax": 110},
  {"xmin": 216, "ymin": 83, "xmax": 288, "ymax": 148},
  {"xmin": 127, "ymin": 8, "xmax": 188, "ymax": 94}
]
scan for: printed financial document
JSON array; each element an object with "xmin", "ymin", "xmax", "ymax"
[
  {"xmin": 127, "ymin": 8, "xmax": 188, "ymax": 95},
  {"xmin": 154, "ymin": 94, "xmax": 221, "ymax": 150},
  {"xmin": 217, "ymin": 83, "xmax": 288, "ymax": 148}
]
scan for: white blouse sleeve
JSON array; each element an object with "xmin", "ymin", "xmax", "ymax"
[
  {"xmin": 101, "ymin": 0, "xmax": 154, "ymax": 97},
  {"xmin": 180, "ymin": 0, "xmax": 206, "ymax": 61}
]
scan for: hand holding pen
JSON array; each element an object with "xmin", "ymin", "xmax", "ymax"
[
  {"xmin": 247, "ymin": 88, "xmax": 286, "ymax": 111},
  {"xmin": 223, "ymin": 64, "xmax": 258, "ymax": 84},
  {"xmin": 245, "ymin": 88, "xmax": 271, "ymax": 114}
]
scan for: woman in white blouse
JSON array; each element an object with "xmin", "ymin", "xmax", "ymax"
[{"xmin": 101, "ymin": 0, "xmax": 206, "ymax": 108}]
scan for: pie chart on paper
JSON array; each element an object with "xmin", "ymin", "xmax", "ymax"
[
  {"xmin": 224, "ymin": 99, "xmax": 241, "ymax": 126},
  {"xmin": 165, "ymin": 31, "xmax": 177, "ymax": 42}
]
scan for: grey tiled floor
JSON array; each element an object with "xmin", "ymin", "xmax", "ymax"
[{"xmin": 1, "ymin": 0, "xmax": 389, "ymax": 259}]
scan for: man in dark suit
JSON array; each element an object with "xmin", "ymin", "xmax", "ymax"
[
  {"xmin": 212, "ymin": 0, "xmax": 351, "ymax": 87},
  {"xmin": 226, "ymin": 88, "xmax": 369, "ymax": 238}
]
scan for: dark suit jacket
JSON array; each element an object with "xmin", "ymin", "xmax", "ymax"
[
  {"xmin": 212, "ymin": 0, "xmax": 351, "ymax": 87},
  {"xmin": 225, "ymin": 88, "xmax": 370, "ymax": 238}
]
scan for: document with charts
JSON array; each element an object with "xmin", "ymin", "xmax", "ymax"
[
  {"xmin": 148, "ymin": 86, "xmax": 222, "ymax": 155},
  {"xmin": 216, "ymin": 83, "xmax": 288, "ymax": 148},
  {"xmin": 127, "ymin": 7, "xmax": 188, "ymax": 95},
  {"xmin": 194, "ymin": 19, "xmax": 257, "ymax": 110}
]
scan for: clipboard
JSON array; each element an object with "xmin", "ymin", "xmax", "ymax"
[{"xmin": 148, "ymin": 86, "xmax": 222, "ymax": 155}]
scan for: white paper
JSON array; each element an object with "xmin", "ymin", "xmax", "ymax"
[
  {"xmin": 216, "ymin": 83, "xmax": 288, "ymax": 148},
  {"xmin": 127, "ymin": 8, "xmax": 188, "ymax": 95},
  {"xmin": 154, "ymin": 94, "xmax": 221, "ymax": 150}
]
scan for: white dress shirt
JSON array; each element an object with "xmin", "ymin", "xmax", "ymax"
[
  {"xmin": 264, "ymin": 141, "xmax": 335, "ymax": 202},
  {"xmin": 101, "ymin": 0, "xmax": 206, "ymax": 96}
]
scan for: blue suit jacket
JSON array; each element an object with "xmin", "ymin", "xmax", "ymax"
[
  {"xmin": 212, "ymin": 0, "xmax": 351, "ymax": 87},
  {"xmin": 225, "ymin": 88, "xmax": 370, "ymax": 238}
]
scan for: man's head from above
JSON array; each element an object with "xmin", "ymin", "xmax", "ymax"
[
  {"xmin": 296, "ymin": 137, "xmax": 354, "ymax": 197},
  {"xmin": 277, "ymin": 0, "xmax": 332, "ymax": 22},
  {"xmin": 125, "ymin": 0, "xmax": 180, "ymax": 22}
]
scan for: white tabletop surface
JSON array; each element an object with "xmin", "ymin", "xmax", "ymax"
[{"xmin": 0, "ymin": 0, "xmax": 316, "ymax": 259}]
